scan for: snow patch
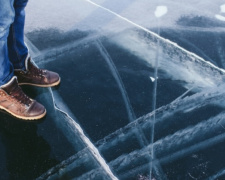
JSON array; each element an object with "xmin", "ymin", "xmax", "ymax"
[
  {"xmin": 154, "ymin": 6, "xmax": 168, "ymax": 18},
  {"xmin": 150, "ymin": 77, "xmax": 155, "ymax": 82},
  {"xmin": 215, "ymin": 14, "xmax": 225, "ymax": 21},
  {"xmin": 111, "ymin": 29, "xmax": 222, "ymax": 90},
  {"xmin": 220, "ymin": 4, "xmax": 225, "ymax": 13},
  {"xmin": 150, "ymin": 77, "xmax": 158, "ymax": 82}
]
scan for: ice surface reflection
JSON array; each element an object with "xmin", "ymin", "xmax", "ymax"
[
  {"xmin": 31, "ymin": 0, "xmax": 225, "ymax": 178},
  {"xmin": 32, "ymin": 26, "xmax": 225, "ymax": 178}
]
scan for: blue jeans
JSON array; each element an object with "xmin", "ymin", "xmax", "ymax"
[{"xmin": 0, "ymin": 0, "xmax": 28, "ymax": 86}]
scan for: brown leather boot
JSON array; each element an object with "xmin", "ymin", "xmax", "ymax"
[
  {"xmin": 14, "ymin": 56, "xmax": 60, "ymax": 87},
  {"xmin": 0, "ymin": 77, "xmax": 46, "ymax": 120}
]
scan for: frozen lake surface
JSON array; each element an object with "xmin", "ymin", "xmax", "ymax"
[{"xmin": 1, "ymin": 0, "xmax": 225, "ymax": 179}]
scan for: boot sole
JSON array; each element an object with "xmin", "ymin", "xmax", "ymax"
[
  {"xmin": 0, "ymin": 105, "xmax": 46, "ymax": 120},
  {"xmin": 18, "ymin": 78, "xmax": 61, "ymax": 87}
]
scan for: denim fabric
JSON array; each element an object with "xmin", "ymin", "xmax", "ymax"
[
  {"xmin": 0, "ymin": 0, "xmax": 15, "ymax": 86},
  {"xmin": 8, "ymin": 0, "xmax": 29, "ymax": 70},
  {"xmin": 0, "ymin": 0, "xmax": 28, "ymax": 86}
]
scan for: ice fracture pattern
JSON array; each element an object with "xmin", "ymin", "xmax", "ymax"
[{"xmin": 1, "ymin": 0, "xmax": 225, "ymax": 180}]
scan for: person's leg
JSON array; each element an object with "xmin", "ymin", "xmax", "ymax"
[
  {"xmin": 7, "ymin": 0, "xmax": 28, "ymax": 70},
  {"xmin": 8, "ymin": 0, "xmax": 60, "ymax": 87},
  {"xmin": 0, "ymin": 0, "xmax": 46, "ymax": 120},
  {"xmin": 0, "ymin": 0, "xmax": 15, "ymax": 86}
]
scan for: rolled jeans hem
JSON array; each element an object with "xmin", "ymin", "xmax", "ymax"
[{"xmin": 0, "ymin": 71, "xmax": 14, "ymax": 87}]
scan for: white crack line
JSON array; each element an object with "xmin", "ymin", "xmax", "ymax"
[
  {"xmin": 83, "ymin": 0, "xmax": 225, "ymax": 75},
  {"xmin": 26, "ymin": 36, "xmax": 118, "ymax": 180}
]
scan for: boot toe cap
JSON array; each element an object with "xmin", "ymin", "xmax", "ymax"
[
  {"xmin": 48, "ymin": 71, "xmax": 61, "ymax": 85},
  {"xmin": 28, "ymin": 101, "xmax": 46, "ymax": 119}
]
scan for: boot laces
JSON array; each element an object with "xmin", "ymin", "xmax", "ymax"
[
  {"xmin": 28, "ymin": 60, "xmax": 45, "ymax": 78},
  {"xmin": 31, "ymin": 64, "xmax": 44, "ymax": 75},
  {"xmin": 10, "ymin": 85, "xmax": 32, "ymax": 106}
]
